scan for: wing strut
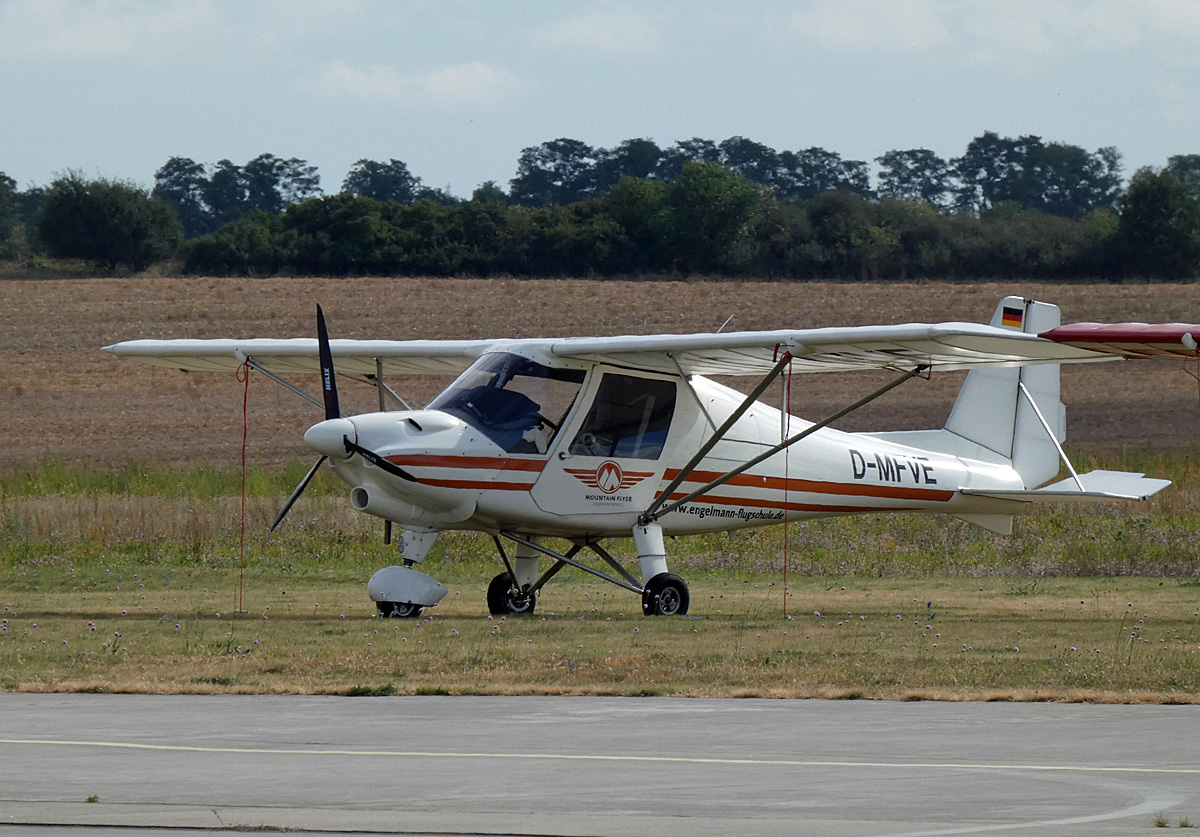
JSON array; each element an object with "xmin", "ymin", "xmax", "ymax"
[
  {"xmin": 241, "ymin": 357, "xmax": 325, "ymax": 410},
  {"xmin": 640, "ymin": 365, "xmax": 928, "ymax": 525},
  {"xmin": 369, "ymin": 359, "xmax": 414, "ymax": 411}
]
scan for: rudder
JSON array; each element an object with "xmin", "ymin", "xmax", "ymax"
[{"xmin": 944, "ymin": 296, "xmax": 1064, "ymax": 488}]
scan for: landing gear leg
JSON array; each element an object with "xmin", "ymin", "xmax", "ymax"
[
  {"xmin": 633, "ymin": 522, "xmax": 689, "ymax": 616},
  {"xmin": 488, "ymin": 537, "xmax": 539, "ymax": 615}
]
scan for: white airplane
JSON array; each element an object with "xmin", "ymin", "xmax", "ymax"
[{"xmin": 104, "ymin": 296, "xmax": 1196, "ymax": 617}]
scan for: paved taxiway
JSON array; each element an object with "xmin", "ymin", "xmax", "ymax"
[{"xmin": 1, "ymin": 695, "xmax": 1197, "ymax": 836}]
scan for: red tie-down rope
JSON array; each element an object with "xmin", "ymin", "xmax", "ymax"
[
  {"xmin": 235, "ymin": 361, "xmax": 250, "ymax": 613},
  {"xmin": 1184, "ymin": 345, "xmax": 1200, "ymax": 419}
]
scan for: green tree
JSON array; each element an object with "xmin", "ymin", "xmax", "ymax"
[
  {"xmin": 665, "ymin": 161, "xmax": 763, "ymax": 272},
  {"xmin": 875, "ymin": 149, "xmax": 952, "ymax": 209},
  {"xmin": 658, "ymin": 138, "xmax": 721, "ymax": 179},
  {"xmin": 413, "ymin": 185, "xmax": 463, "ymax": 206},
  {"xmin": 776, "ymin": 147, "xmax": 871, "ymax": 203},
  {"xmin": 1116, "ymin": 168, "xmax": 1200, "ymax": 278},
  {"xmin": 509, "ymin": 138, "xmax": 598, "ymax": 206},
  {"xmin": 342, "ymin": 158, "xmax": 420, "ymax": 203},
  {"xmin": 1166, "ymin": 154, "xmax": 1200, "ymax": 188},
  {"xmin": 718, "ymin": 136, "xmax": 780, "ymax": 187},
  {"xmin": 37, "ymin": 172, "xmax": 183, "ymax": 271},
  {"xmin": 471, "ymin": 180, "xmax": 508, "ymax": 204},
  {"xmin": 244, "ymin": 153, "xmax": 321, "ymax": 214},
  {"xmin": 203, "ymin": 160, "xmax": 249, "ymax": 227},
  {"xmin": 953, "ymin": 132, "xmax": 1121, "ymax": 219},
  {"xmin": 184, "ymin": 210, "xmax": 291, "ymax": 275},
  {"xmin": 152, "ymin": 157, "xmax": 214, "ymax": 237},
  {"xmin": 601, "ymin": 175, "xmax": 670, "ymax": 272},
  {"xmin": 594, "ymin": 138, "xmax": 664, "ymax": 192},
  {"xmin": 0, "ymin": 171, "xmax": 18, "ymax": 257}
]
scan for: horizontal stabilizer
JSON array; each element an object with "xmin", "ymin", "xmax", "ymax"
[{"xmin": 961, "ymin": 470, "xmax": 1171, "ymax": 503}]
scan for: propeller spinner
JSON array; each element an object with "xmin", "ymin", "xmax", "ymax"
[{"xmin": 270, "ymin": 305, "xmax": 414, "ymax": 532}]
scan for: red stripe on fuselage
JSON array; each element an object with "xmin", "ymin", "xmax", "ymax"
[{"xmin": 387, "ymin": 454, "xmax": 547, "ymax": 473}]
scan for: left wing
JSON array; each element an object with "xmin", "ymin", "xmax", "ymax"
[{"xmin": 102, "ymin": 337, "xmax": 509, "ymax": 376}]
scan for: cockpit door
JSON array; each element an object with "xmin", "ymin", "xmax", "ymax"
[{"xmin": 532, "ymin": 369, "xmax": 679, "ymax": 516}]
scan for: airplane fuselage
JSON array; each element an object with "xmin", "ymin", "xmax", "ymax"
[{"xmin": 317, "ymin": 361, "xmax": 1025, "ymax": 540}]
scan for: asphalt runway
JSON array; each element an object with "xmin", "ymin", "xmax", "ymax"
[{"xmin": 1, "ymin": 695, "xmax": 1197, "ymax": 836}]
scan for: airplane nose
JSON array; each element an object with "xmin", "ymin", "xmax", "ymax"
[{"xmin": 304, "ymin": 417, "xmax": 356, "ymax": 458}]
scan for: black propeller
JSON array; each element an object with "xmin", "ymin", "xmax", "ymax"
[
  {"xmin": 269, "ymin": 454, "xmax": 327, "ymax": 532},
  {"xmin": 316, "ymin": 303, "xmax": 340, "ymax": 420},
  {"xmin": 270, "ymin": 305, "xmax": 416, "ymax": 532}
]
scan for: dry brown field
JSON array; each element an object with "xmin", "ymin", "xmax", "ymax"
[{"xmin": 3, "ymin": 277, "xmax": 1199, "ymax": 469}]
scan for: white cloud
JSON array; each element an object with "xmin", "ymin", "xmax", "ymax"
[
  {"xmin": 788, "ymin": 0, "xmax": 1200, "ymax": 56},
  {"xmin": 535, "ymin": 8, "xmax": 662, "ymax": 54},
  {"xmin": 790, "ymin": 0, "xmax": 948, "ymax": 52},
  {"xmin": 1139, "ymin": 0, "xmax": 1200, "ymax": 42},
  {"xmin": 0, "ymin": 0, "xmax": 219, "ymax": 59},
  {"xmin": 312, "ymin": 60, "xmax": 522, "ymax": 108}
]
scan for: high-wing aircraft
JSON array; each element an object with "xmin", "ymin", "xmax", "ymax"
[{"xmin": 104, "ymin": 296, "xmax": 1198, "ymax": 618}]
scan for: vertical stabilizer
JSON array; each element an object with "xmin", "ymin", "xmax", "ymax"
[{"xmin": 944, "ymin": 297, "xmax": 1064, "ymax": 488}]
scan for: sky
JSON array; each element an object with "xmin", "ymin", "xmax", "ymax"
[{"xmin": 2, "ymin": 0, "xmax": 1198, "ymax": 198}]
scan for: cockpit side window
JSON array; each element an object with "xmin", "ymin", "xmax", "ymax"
[
  {"xmin": 428, "ymin": 353, "xmax": 585, "ymax": 453},
  {"xmin": 568, "ymin": 373, "xmax": 676, "ymax": 460}
]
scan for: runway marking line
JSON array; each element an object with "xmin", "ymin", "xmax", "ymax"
[{"xmin": 1, "ymin": 738, "xmax": 1197, "ymax": 775}]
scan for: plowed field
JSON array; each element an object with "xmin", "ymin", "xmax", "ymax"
[{"xmin": 3, "ymin": 277, "xmax": 1198, "ymax": 469}]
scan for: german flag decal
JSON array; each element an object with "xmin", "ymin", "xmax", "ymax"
[{"xmin": 1001, "ymin": 306, "xmax": 1024, "ymax": 328}]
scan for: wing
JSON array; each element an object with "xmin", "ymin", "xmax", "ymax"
[
  {"xmin": 102, "ymin": 338, "xmax": 508, "ymax": 376},
  {"xmin": 104, "ymin": 321, "xmax": 1200, "ymax": 378},
  {"xmin": 549, "ymin": 320, "xmax": 1200, "ymax": 376}
]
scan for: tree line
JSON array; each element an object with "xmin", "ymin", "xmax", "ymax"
[{"xmin": 3, "ymin": 132, "xmax": 1200, "ymax": 279}]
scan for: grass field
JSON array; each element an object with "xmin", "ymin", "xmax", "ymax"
[
  {"xmin": 2, "ymin": 457, "xmax": 1198, "ymax": 701},
  {"xmin": 3, "ymin": 277, "xmax": 1200, "ymax": 700}
]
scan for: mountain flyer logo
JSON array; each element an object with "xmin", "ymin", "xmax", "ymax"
[{"xmin": 565, "ymin": 461, "xmax": 653, "ymax": 500}]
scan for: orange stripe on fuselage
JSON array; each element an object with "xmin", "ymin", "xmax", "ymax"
[{"xmin": 662, "ymin": 468, "xmax": 952, "ymax": 502}]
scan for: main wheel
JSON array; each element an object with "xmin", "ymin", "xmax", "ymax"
[
  {"xmin": 641, "ymin": 573, "xmax": 689, "ymax": 616},
  {"xmin": 377, "ymin": 601, "xmax": 422, "ymax": 618},
  {"xmin": 487, "ymin": 572, "xmax": 537, "ymax": 616}
]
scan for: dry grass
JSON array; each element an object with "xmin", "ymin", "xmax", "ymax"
[
  {"xmin": 4, "ymin": 277, "xmax": 1200, "ymax": 468},
  {"xmin": 3, "ymin": 568, "xmax": 1197, "ymax": 700}
]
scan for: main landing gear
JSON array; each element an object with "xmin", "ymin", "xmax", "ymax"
[
  {"xmin": 487, "ymin": 523, "xmax": 690, "ymax": 617},
  {"xmin": 487, "ymin": 572, "xmax": 537, "ymax": 615},
  {"xmin": 641, "ymin": 572, "xmax": 689, "ymax": 616}
]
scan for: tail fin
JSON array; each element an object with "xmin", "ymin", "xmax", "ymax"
[{"xmin": 944, "ymin": 296, "xmax": 1064, "ymax": 488}]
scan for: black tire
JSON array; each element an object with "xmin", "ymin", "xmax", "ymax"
[
  {"xmin": 641, "ymin": 573, "xmax": 689, "ymax": 616},
  {"xmin": 487, "ymin": 572, "xmax": 536, "ymax": 616},
  {"xmin": 377, "ymin": 601, "xmax": 422, "ymax": 618}
]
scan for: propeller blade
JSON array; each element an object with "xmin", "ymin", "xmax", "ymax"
[
  {"xmin": 270, "ymin": 455, "xmax": 327, "ymax": 532},
  {"xmin": 316, "ymin": 304, "xmax": 340, "ymax": 421},
  {"xmin": 343, "ymin": 437, "xmax": 418, "ymax": 482}
]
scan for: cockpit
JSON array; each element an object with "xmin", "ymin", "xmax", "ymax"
[{"xmin": 428, "ymin": 353, "xmax": 585, "ymax": 454}]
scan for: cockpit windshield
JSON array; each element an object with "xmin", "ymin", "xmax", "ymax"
[{"xmin": 428, "ymin": 353, "xmax": 585, "ymax": 454}]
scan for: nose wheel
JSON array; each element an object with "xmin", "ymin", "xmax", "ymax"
[
  {"xmin": 487, "ymin": 572, "xmax": 537, "ymax": 615},
  {"xmin": 377, "ymin": 601, "xmax": 422, "ymax": 618},
  {"xmin": 641, "ymin": 572, "xmax": 689, "ymax": 616}
]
